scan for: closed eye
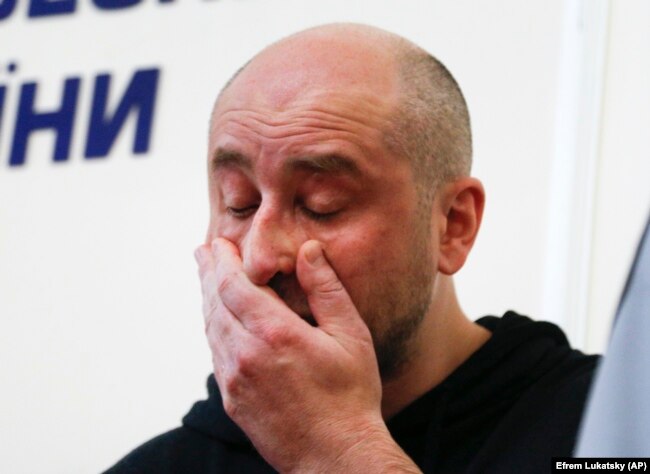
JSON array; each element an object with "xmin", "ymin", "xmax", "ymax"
[
  {"xmin": 226, "ymin": 205, "xmax": 340, "ymax": 221},
  {"xmin": 301, "ymin": 207, "xmax": 340, "ymax": 222},
  {"xmin": 226, "ymin": 205, "xmax": 258, "ymax": 218}
]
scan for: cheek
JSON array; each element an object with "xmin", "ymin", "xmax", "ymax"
[
  {"xmin": 209, "ymin": 217, "xmax": 249, "ymax": 246},
  {"xmin": 322, "ymin": 226, "xmax": 388, "ymax": 291},
  {"xmin": 206, "ymin": 194, "xmax": 251, "ymax": 245},
  {"xmin": 206, "ymin": 195, "xmax": 248, "ymax": 244},
  {"xmin": 324, "ymin": 218, "xmax": 427, "ymax": 297}
]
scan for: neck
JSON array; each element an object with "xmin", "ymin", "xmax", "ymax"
[{"xmin": 380, "ymin": 275, "xmax": 490, "ymax": 419}]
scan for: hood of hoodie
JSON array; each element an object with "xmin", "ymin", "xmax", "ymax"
[
  {"xmin": 183, "ymin": 370, "xmax": 249, "ymax": 445},
  {"xmin": 182, "ymin": 312, "xmax": 585, "ymax": 453}
]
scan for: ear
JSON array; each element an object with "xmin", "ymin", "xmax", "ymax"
[{"xmin": 436, "ymin": 177, "xmax": 485, "ymax": 275}]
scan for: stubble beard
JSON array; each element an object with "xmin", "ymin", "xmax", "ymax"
[
  {"xmin": 365, "ymin": 231, "xmax": 434, "ymax": 381},
  {"xmin": 269, "ymin": 224, "xmax": 434, "ymax": 382}
]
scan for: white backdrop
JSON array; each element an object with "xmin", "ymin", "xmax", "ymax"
[{"xmin": 1, "ymin": 1, "xmax": 648, "ymax": 472}]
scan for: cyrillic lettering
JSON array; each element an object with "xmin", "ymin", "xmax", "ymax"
[
  {"xmin": 10, "ymin": 78, "xmax": 80, "ymax": 166},
  {"xmin": 0, "ymin": 85, "xmax": 6, "ymax": 142},
  {"xmin": 85, "ymin": 68, "xmax": 159, "ymax": 159},
  {"xmin": 92, "ymin": 0, "xmax": 140, "ymax": 10},
  {"xmin": 28, "ymin": 0, "xmax": 76, "ymax": 18},
  {"xmin": 0, "ymin": 0, "xmax": 17, "ymax": 20}
]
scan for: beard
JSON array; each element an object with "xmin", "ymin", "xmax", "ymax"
[
  {"xmin": 362, "ymin": 234, "xmax": 434, "ymax": 380},
  {"xmin": 268, "ymin": 222, "xmax": 434, "ymax": 382}
]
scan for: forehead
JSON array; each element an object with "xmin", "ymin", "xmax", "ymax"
[
  {"xmin": 208, "ymin": 32, "xmax": 405, "ymax": 180},
  {"xmin": 210, "ymin": 86, "xmax": 403, "ymax": 180},
  {"xmin": 212, "ymin": 86, "xmax": 394, "ymax": 142},
  {"xmin": 212, "ymin": 30, "xmax": 401, "ymax": 124},
  {"xmin": 209, "ymin": 93, "xmax": 401, "ymax": 191}
]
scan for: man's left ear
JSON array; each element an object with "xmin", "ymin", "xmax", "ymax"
[{"xmin": 436, "ymin": 177, "xmax": 485, "ymax": 275}]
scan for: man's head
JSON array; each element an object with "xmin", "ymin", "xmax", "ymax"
[
  {"xmin": 215, "ymin": 24, "xmax": 472, "ymax": 203},
  {"xmin": 206, "ymin": 23, "xmax": 483, "ymax": 378}
]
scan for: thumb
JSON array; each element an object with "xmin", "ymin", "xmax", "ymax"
[{"xmin": 296, "ymin": 240, "xmax": 368, "ymax": 337}]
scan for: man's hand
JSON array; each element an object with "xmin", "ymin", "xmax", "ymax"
[{"xmin": 195, "ymin": 238, "xmax": 421, "ymax": 473}]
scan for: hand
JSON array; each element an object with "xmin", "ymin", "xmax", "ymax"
[{"xmin": 195, "ymin": 238, "xmax": 421, "ymax": 473}]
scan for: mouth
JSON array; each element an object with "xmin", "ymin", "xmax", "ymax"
[
  {"xmin": 268, "ymin": 273, "xmax": 315, "ymax": 325},
  {"xmin": 268, "ymin": 273, "xmax": 318, "ymax": 327}
]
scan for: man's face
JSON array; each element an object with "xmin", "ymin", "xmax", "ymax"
[{"xmin": 207, "ymin": 56, "xmax": 439, "ymax": 377}]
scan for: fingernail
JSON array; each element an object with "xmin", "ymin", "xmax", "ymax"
[{"xmin": 304, "ymin": 241, "xmax": 325, "ymax": 266}]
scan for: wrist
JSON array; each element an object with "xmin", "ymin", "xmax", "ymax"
[{"xmin": 290, "ymin": 418, "xmax": 422, "ymax": 474}]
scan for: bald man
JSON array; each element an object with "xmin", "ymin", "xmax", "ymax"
[{"xmin": 105, "ymin": 24, "xmax": 598, "ymax": 473}]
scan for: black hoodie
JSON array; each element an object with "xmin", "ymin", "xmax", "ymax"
[{"xmin": 104, "ymin": 312, "xmax": 599, "ymax": 473}]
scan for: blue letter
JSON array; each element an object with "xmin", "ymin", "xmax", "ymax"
[
  {"xmin": 0, "ymin": 85, "xmax": 5, "ymax": 142},
  {"xmin": 85, "ymin": 68, "xmax": 160, "ymax": 159},
  {"xmin": 10, "ymin": 78, "xmax": 80, "ymax": 166},
  {"xmin": 0, "ymin": 0, "xmax": 17, "ymax": 20},
  {"xmin": 29, "ymin": 0, "xmax": 76, "ymax": 17},
  {"xmin": 92, "ymin": 0, "xmax": 140, "ymax": 10}
]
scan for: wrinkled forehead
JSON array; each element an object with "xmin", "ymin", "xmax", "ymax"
[{"xmin": 210, "ymin": 88, "xmax": 397, "ymax": 142}]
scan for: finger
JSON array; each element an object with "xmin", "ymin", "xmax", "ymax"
[
  {"xmin": 204, "ymin": 284, "xmax": 262, "ymax": 395},
  {"xmin": 211, "ymin": 238, "xmax": 301, "ymax": 332},
  {"xmin": 196, "ymin": 244, "xmax": 220, "ymax": 326},
  {"xmin": 194, "ymin": 244, "xmax": 212, "ymax": 273},
  {"xmin": 196, "ymin": 241, "xmax": 249, "ymax": 344},
  {"xmin": 205, "ymin": 297, "xmax": 241, "ymax": 384},
  {"xmin": 296, "ymin": 240, "xmax": 368, "ymax": 337}
]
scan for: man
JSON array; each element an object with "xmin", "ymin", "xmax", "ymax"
[{"xmin": 106, "ymin": 24, "xmax": 598, "ymax": 473}]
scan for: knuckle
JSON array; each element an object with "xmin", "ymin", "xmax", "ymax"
[
  {"xmin": 260, "ymin": 324, "xmax": 296, "ymax": 349},
  {"xmin": 223, "ymin": 371, "xmax": 240, "ymax": 396},
  {"xmin": 316, "ymin": 275, "xmax": 345, "ymax": 297},
  {"xmin": 220, "ymin": 361, "xmax": 243, "ymax": 398},
  {"xmin": 217, "ymin": 272, "xmax": 234, "ymax": 294},
  {"xmin": 357, "ymin": 330, "xmax": 375, "ymax": 351},
  {"xmin": 234, "ymin": 349, "xmax": 257, "ymax": 378},
  {"xmin": 217, "ymin": 271, "xmax": 239, "ymax": 295}
]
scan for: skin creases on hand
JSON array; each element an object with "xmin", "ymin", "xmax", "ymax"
[{"xmin": 195, "ymin": 237, "xmax": 388, "ymax": 472}]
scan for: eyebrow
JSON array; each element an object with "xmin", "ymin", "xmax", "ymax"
[
  {"xmin": 287, "ymin": 154, "xmax": 361, "ymax": 177},
  {"xmin": 212, "ymin": 148, "xmax": 361, "ymax": 177},
  {"xmin": 212, "ymin": 149, "xmax": 251, "ymax": 172}
]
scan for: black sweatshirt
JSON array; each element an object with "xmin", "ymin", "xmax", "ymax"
[{"xmin": 104, "ymin": 312, "xmax": 599, "ymax": 473}]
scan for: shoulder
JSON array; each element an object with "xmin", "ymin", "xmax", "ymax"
[
  {"xmin": 469, "ymin": 314, "xmax": 600, "ymax": 472},
  {"xmin": 102, "ymin": 426, "xmax": 276, "ymax": 474},
  {"xmin": 102, "ymin": 427, "xmax": 221, "ymax": 474}
]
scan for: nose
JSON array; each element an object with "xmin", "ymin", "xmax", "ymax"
[{"xmin": 241, "ymin": 205, "xmax": 302, "ymax": 285}]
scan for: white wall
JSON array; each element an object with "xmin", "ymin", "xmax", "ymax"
[
  {"xmin": 0, "ymin": 1, "xmax": 647, "ymax": 472},
  {"xmin": 584, "ymin": 0, "xmax": 650, "ymax": 352}
]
